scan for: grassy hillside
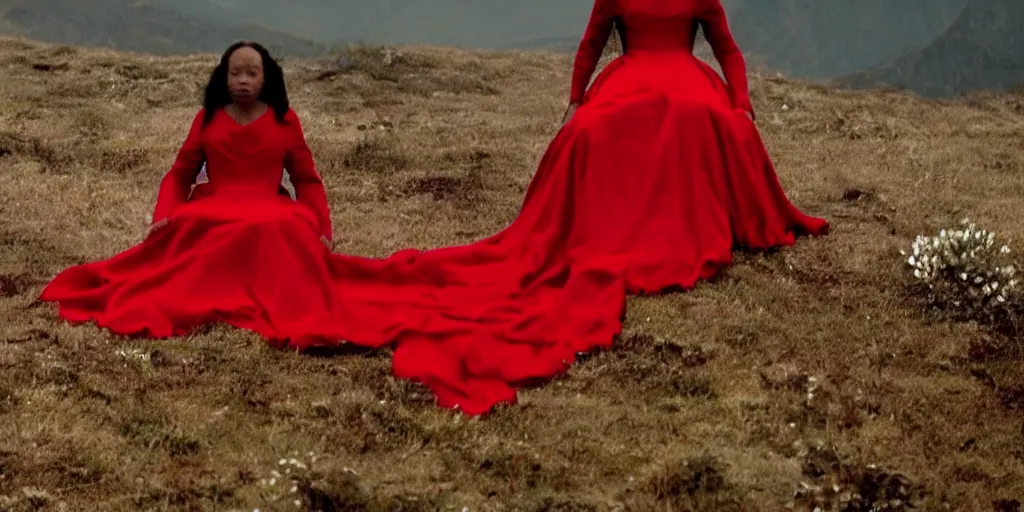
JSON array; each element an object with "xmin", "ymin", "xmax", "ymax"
[
  {"xmin": 0, "ymin": 0, "xmax": 326, "ymax": 56},
  {"xmin": 839, "ymin": 0, "xmax": 1024, "ymax": 97},
  {"xmin": 1, "ymin": 38, "xmax": 1023, "ymax": 510}
]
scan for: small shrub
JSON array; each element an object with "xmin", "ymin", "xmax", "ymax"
[
  {"xmin": 794, "ymin": 444, "xmax": 926, "ymax": 511},
  {"xmin": 342, "ymin": 134, "xmax": 408, "ymax": 175},
  {"xmin": 902, "ymin": 218, "xmax": 1022, "ymax": 336},
  {"xmin": 622, "ymin": 455, "xmax": 743, "ymax": 511},
  {"xmin": 98, "ymin": 146, "xmax": 149, "ymax": 174},
  {"xmin": 0, "ymin": 131, "xmax": 77, "ymax": 172},
  {"xmin": 903, "ymin": 219, "xmax": 1020, "ymax": 308},
  {"xmin": 319, "ymin": 44, "xmax": 435, "ymax": 84},
  {"xmin": 115, "ymin": 62, "xmax": 170, "ymax": 81},
  {"xmin": 255, "ymin": 454, "xmax": 437, "ymax": 511},
  {"xmin": 73, "ymin": 108, "xmax": 111, "ymax": 139}
]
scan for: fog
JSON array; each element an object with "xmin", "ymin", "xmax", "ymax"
[{"xmin": 2, "ymin": 0, "xmax": 1021, "ymax": 96}]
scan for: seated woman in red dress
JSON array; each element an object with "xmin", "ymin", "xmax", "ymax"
[{"xmin": 40, "ymin": 41, "xmax": 346, "ymax": 344}]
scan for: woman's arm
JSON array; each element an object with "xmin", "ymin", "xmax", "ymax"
[
  {"xmin": 152, "ymin": 110, "xmax": 205, "ymax": 222},
  {"xmin": 569, "ymin": 0, "xmax": 616, "ymax": 105},
  {"xmin": 699, "ymin": 0, "xmax": 755, "ymax": 119},
  {"xmin": 283, "ymin": 110, "xmax": 333, "ymax": 241}
]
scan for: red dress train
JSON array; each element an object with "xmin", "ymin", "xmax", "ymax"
[{"xmin": 40, "ymin": 0, "xmax": 829, "ymax": 416}]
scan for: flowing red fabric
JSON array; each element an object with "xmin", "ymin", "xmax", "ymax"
[{"xmin": 40, "ymin": 0, "xmax": 829, "ymax": 416}]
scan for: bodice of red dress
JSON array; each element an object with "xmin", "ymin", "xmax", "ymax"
[
  {"xmin": 569, "ymin": 0, "xmax": 753, "ymax": 116},
  {"xmin": 152, "ymin": 107, "xmax": 333, "ymax": 240}
]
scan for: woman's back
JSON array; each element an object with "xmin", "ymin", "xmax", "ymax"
[{"xmin": 613, "ymin": 0, "xmax": 706, "ymax": 53}]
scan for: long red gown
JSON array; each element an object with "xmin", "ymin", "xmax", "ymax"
[
  {"xmin": 40, "ymin": 108, "xmax": 342, "ymax": 343},
  {"xmin": 41, "ymin": 0, "xmax": 829, "ymax": 416}
]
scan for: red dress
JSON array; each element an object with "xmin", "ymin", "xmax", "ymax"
[
  {"xmin": 327, "ymin": 0, "xmax": 827, "ymax": 413},
  {"xmin": 40, "ymin": 108, "xmax": 348, "ymax": 344},
  {"xmin": 41, "ymin": 0, "xmax": 829, "ymax": 416}
]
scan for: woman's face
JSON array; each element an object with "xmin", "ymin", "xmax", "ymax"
[{"xmin": 227, "ymin": 46, "xmax": 264, "ymax": 105}]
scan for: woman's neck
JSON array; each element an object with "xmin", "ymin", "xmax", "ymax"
[{"xmin": 226, "ymin": 102, "xmax": 268, "ymax": 124}]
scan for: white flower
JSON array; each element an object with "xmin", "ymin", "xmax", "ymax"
[{"xmin": 902, "ymin": 220, "xmax": 1020, "ymax": 309}]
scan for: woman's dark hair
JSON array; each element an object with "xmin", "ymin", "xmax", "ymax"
[{"xmin": 202, "ymin": 41, "xmax": 289, "ymax": 126}]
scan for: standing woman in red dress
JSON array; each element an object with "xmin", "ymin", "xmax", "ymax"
[
  {"xmin": 40, "ymin": 42, "xmax": 348, "ymax": 344},
  {"xmin": 307, "ymin": 0, "xmax": 832, "ymax": 414},
  {"xmin": 539, "ymin": 0, "xmax": 831, "ymax": 293}
]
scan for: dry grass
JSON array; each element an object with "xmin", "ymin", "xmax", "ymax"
[{"xmin": 1, "ymin": 36, "xmax": 1023, "ymax": 511}]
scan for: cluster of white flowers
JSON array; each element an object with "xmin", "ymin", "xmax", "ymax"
[
  {"xmin": 256, "ymin": 452, "xmax": 318, "ymax": 510},
  {"xmin": 901, "ymin": 218, "xmax": 1019, "ymax": 308}
]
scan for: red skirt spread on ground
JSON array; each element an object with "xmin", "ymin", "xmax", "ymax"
[{"xmin": 40, "ymin": 50, "xmax": 829, "ymax": 416}]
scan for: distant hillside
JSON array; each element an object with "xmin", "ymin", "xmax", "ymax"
[
  {"xmin": 192, "ymin": 1, "xmax": 968, "ymax": 82},
  {"xmin": 7, "ymin": 0, "xmax": 1010, "ymax": 97},
  {"xmin": 501, "ymin": 1, "xmax": 966, "ymax": 81},
  {"xmin": 503, "ymin": 36, "xmax": 580, "ymax": 54},
  {"xmin": 723, "ymin": 0, "xmax": 968, "ymax": 79},
  {"xmin": 0, "ymin": 0, "xmax": 326, "ymax": 57},
  {"xmin": 165, "ymin": 0, "xmax": 594, "ymax": 49},
  {"xmin": 187, "ymin": 0, "xmax": 965, "ymax": 79},
  {"xmin": 838, "ymin": 0, "xmax": 1024, "ymax": 97}
]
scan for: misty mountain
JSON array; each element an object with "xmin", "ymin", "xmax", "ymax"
[
  {"xmin": 3, "ymin": 0, "xmax": 1021, "ymax": 96},
  {"xmin": 723, "ymin": 0, "xmax": 969, "ymax": 79},
  {"xmin": 164, "ymin": 0, "xmax": 595, "ymax": 50},
  {"xmin": 171, "ymin": 1, "xmax": 968, "ymax": 80},
  {"xmin": 0, "ymin": 0, "xmax": 325, "ymax": 57},
  {"xmin": 838, "ymin": 0, "xmax": 1024, "ymax": 97}
]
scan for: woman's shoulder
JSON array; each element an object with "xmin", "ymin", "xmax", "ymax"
[
  {"xmin": 190, "ymin": 106, "xmax": 225, "ymax": 122},
  {"xmin": 185, "ymin": 107, "xmax": 216, "ymax": 130},
  {"xmin": 278, "ymin": 107, "xmax": 308, "ymax": 130},
  {"xmin": 193, "ymin": 106, "xmax": 216, "ymax": 118}
]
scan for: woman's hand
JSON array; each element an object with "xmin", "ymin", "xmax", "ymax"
[
  {"xmin": 320, "ymin": 235, "xmax": 334, "ymax": 252},
  {"xmin": 144, "ymin": 218, "xmax": 169, "ymax": 240},
  {"xmin": 561, "ymin": 103, "xmax": 579, "ymax": 125}
]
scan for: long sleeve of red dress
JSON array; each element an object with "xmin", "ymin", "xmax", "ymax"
[
  {"xmin": 698, "ymin": 0, "xmax": 754, "ymax": 118},
  {"xmin": 569, "ymin": 0, "xmax": 616, "ymax": 105},
  {"xmin": 284, "ymin": 110, "xmax": 333, "ymax": 241},
  {"xmin": 152, "ymin": 110, "xmax": 205, "ymax": 222}
]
